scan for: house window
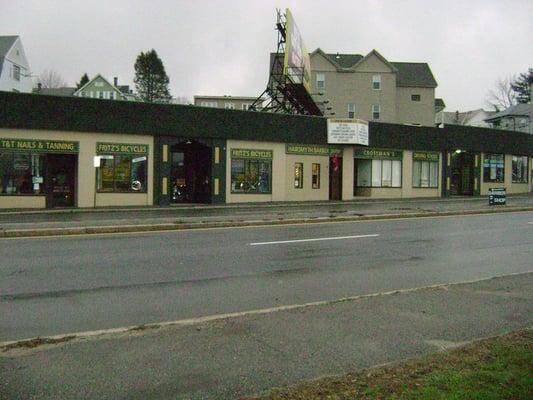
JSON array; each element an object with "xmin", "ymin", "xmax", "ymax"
[
  {"xmin": 372, "ymin": 75, "xmax": 381, "ymax": 90},
  {"xmin": 294, "ymin": 163, "xmax": 303, "ymax": 189},
  {"xmin": 97, "ymin": 154, "xmax": 148, "ymax": 193},
  {"xmin": 312, "ymin": 163, "xmax": 320, "ymax": 189},
  {"xmin": 372, "ymin": 104, "xmax": 380, "ymax": 120},
  {"xmin": 95, "ymin": 81, "xmax": 104, "ymax": 87},
  {"xmin": 200, "ymin": 101, "xmax": 218, "ymax": 108},
  {"xmin": 13, "ymin": 65, "xmax": 21, "ymax": 81},
  {"xmin": 224, "ymin": 103, "xmax": 235, "ymax": 109},
  {"xmin": 99, "ymin": 91, "xmax": 104, "ymax": 99},
  {"xmin": 316, "ymin": 73, "xmax": 325, "ymax": 92},
  {"xmin": 230, "ymin": 150, "xmax": 272, "ymax": 194},
  {"xmin": 411, "ymin": 94, "xmax": 421, "ymax": 101},
  {"xmin": 413, "ymin": 161, "xmax": 439, "ymax": 188},
  {"xmin": 347, "ymin": 103, "xmax": 355, "ymax": 119},
  {"xmin": 483, "ymin": 153, "xmax": 505, "ymax": 183},
  {"xmin": 109, "ymin": 92, "xmax": 115, "ymax": 100},
  {"xmin": 242, "ymin": 103, "xmax": 252, "ymax": 110},
  {"xmin": 512, "ymin": 155, "xmax": 528, "ymax": 183}
]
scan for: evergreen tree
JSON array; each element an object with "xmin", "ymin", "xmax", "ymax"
[
  {"xmin": 76, "ymin": 73, "xmax": 90, "ymax": 90},
  {"xmin": 511, "ymin": 68, "xmax": 532, "ymax": 104},
  {"xmin": 133, "ymin": 49, "xmax": 172, "ymax": 103}
]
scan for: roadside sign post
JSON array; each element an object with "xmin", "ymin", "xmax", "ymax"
[{"xmin": 488, "ymin": 187, "xmax": 506, "ymax": 205}]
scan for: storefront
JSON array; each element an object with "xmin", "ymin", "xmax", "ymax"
[
  {"xmin": 0, "ymin": 137, "xmax": 79, "ymax": 208},
  {"xmin": 1, "ymin": 92, "xmax": 532, "ymax": 208},
  {"xmin": 0, "ymin": 128, "xmax": 153, "ymax": 209}
]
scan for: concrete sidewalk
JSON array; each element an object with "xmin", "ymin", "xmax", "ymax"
[
  {"xmin": 1, "ymin": 272, "xmax": 531, "ymax": 400},
  {"xmin": 0, "ymin": 194, "xmax": 532, "ymax": 237}
]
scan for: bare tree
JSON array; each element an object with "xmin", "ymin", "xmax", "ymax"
[
  {"xmin": 486, "ymin": 76, "xmax": 517, "ymax": 112},
  {"xmin": 38, "ymin": 69, "xmax": 67, "ymax": 88}
]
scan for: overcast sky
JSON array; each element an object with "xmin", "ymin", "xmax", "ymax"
[{"xmin": 1, "ymin": 0, "xmax": 532, "ymax": 111}]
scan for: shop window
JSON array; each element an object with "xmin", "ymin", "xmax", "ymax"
[
  {"xmin": 512, "ymin": 155, "xmax": 528, "ymax": 183},
  {"xmin": 413, "ymin": 160, "xmax": 438, "ymax": 188},
  {"xmin": 231, "ymin": 158, "xmax": 271, "ymax": 194},
  {"xmin": 294, "ymin": 163, "xmax": 303, "ymax": 189},
  {"xmin": 0, "ymin": 152, "xmax": 45, "ymax": 195},
  {"xmin": 97, "ymin": 154, "xmax": 147, "ymax": 192},
  {"xmin": 356, "ymin": 159, "xmax": 401, "ymax": 188},
  {"xmin": 483, "ymin": 153, "xmax": 504, "ymax": 182},
  {"xmin": 312, "ymin": 163, "xmax": 320, "ymax": 189}
]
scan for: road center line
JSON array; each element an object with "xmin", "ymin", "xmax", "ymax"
[{"xmin": 250, "ymin": 233, "xmax": 379, "ymax": 246}]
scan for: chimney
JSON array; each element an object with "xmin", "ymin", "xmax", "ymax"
[{"xmin": 114, "ymin": 77, "xmax": 118, "ymax": 87}]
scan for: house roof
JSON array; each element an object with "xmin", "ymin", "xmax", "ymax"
[
  {"xmin": 0, "ymin": 36, "xmax": 17, "ymax": 57},
  {"xmin": 484, "ymin": 103, "xmax": 533, "ymax": 121},
  {"xmin": 0, "ymin": 35, "xmax": 18, "ymax": 75},
  {"xmin": 314, "ymin": 50, "xmax": 438, "ymax": 88},
  {"xmin": 73, "ymin": 74, "xmax": 125, "ymax": 97},
  {"xmin": 435, "ymin": 98, "xmax": 446, "ymax": 112},
  {"xmin": 33, "ymin": 87, "xmax": 76, "ymax": 97},
  {"xmin": 390, "ymin": 62, "xmax": 437, "ymax": 88},
  {"xmin": 325, "ymin": 53, "xmax": 363, "ymax": 69},
  {"xmin": 441, "ymin": 109, "xmax": 495, "ymax": 125}
]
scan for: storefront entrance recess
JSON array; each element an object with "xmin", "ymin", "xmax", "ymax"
[
  {"xmin": 329, "ymin": 154, "xmax": 343, "ymax": 200},
  {"xmin": 450, "ymin": 151, "xmax": 475, "ymax": 196},
  {"xmin": 45, "ymin": 154, "xmax": 77, "ymax": 207},
  {"xmin": 170, "ymin": 140, "xmax": 212, "ymax": 203}
]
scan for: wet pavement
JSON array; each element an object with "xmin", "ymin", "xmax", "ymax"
[
  {"xmin": 1, "ymin": 272, "xmax": 531, "ymax": 400},
  {"xmin": 0, "ymin": 194, "xmax": 532, "ymax": 230}
]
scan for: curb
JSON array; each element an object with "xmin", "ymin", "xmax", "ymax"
[
  {"xmin": 1, "ymin": 206, "xmax": 532, "ymax": 239},
  {"xmin": 1, "ymin": 271, "xmax": 531, "ymax": 352}
]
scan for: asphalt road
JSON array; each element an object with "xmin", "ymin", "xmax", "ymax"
[
  {"xmin": 1, "ymin": 211, "xmax": 532, "ymax": 341},
  {"xmin": 2, "ymin": 273, "xmax": 532, "ymax": 400}
]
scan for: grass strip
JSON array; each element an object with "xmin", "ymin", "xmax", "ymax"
[{"xmin": 244, "ymin": 329, "xmax": 533, "ymax": 400}]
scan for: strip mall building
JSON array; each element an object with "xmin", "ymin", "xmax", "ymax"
[{"xmin": 0, "ymin": 92, "xmax": 531, "ymax": 209}]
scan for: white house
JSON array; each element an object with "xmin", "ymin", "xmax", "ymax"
[{"xmin": 0, "ymin": 35, "xmax": 32, "ymax": 93}]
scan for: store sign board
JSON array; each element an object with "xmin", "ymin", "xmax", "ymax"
[
  {"xmin": 354, "ymin": 147, "xmax": 403, "ymax": 160},
  {"xmin": 96, "ymin": 142, "xmax": 149, "ymax": 155},
  {"xmin": 0, "ymin": 138, "xmax": 79, "ymax": 153},
  {"xmin": 231, "ymin": 148, "xmax": 273, "ymax": 159},
  {"xmin": 286, "ymin": 144, "xmax": 342, "ymax": 156},
  {"xmin": 413, "ymin": 151, "xmax": 440, "ymax": 161},
  {"xmin": 327, "ymin": 119, "xmax": 369, "ymax": 145}
]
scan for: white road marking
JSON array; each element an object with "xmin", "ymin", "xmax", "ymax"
[{"xmin": 250, "ymin": 233, "xmax": 379, "ymax": 246}]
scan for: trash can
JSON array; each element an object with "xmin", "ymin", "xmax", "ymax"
[{"xmin": 488, "ymin": 187, "xmax": 506, "ymax": 205}]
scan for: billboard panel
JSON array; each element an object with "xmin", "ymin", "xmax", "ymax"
[
  {"xmin": 327, "ymin": 119, "xmax": 369, "ymax": 145},
  {"xmin": 283, "ymin": 8, "xmax": 311, "ymax": 93}
]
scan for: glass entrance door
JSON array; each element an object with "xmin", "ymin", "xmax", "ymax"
[{"xmin": 45, "ymin": 154, "xmax": 77, "ymax": 207}]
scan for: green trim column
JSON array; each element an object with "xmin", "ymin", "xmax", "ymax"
[
  {"xmin": 211, "ymin": 139, "xmax": 226, "ymax": 204},
  {"xmin": 154, "ymin": 136, "xmax": 171, "ymax": 206},
  {"xmin": 473, "ymin": 152, "xmax": 481, "ymax": 196},
  {"xmin": 442, "ymin": 151, "xmax": 452, "ymax": 197}
]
